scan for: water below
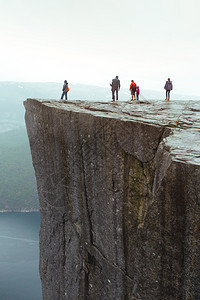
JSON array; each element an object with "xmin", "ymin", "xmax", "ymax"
[{"xmin": 0, "ymin": 212, "xmax": 42, "ymax": 300}]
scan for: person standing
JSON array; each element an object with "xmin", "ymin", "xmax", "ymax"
[
  {"xmin": 130, "ymin": 80, "xmax": 137, "ymax": 100},
  {"xmin": 164, "ymin": 78, "xmax": 173, "ymax": 101},
  {"xmin": 136, "ymin": 85, "xmax": 140, "ymax": 100},
  {"xmin": 61, "ymin": 80, "xmax": 69, "ymax": 100},
  {"xmin": 110, "ymin": 76, "xmax": 120, "ymax": 101}
]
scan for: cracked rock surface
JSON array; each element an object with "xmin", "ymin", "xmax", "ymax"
[{"xmin": 24, "ymin": 99, "xmax": 200, "ymax": 300}]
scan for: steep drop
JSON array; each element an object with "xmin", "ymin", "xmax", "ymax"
[{"xmin": 24, "ymin": 99, "xmax": 200, "ymax": 300}]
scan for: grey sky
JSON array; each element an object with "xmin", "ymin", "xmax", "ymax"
[{"xmin": 1, "ymin": 0, "xmax": 200, "ymax": 95}]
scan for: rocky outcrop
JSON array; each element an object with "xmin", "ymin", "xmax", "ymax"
[{"xmin": 24, "ymin": 99, "xmax": 200, "ymax": 300}]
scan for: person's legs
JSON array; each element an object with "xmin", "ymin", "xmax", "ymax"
[
  {"xmin": 61, "ymin": 92, "xmax": 64, "ymax": 99},
  {"xmin": 112, "ymin": 89, "xmax": 115, "ymax": 101},
  {"xmin": 166, "ymin": 90, "xmax": 170, "ymax": 100},
  {"xmin": 133, "ymin": 88, "xmax": 136, "ymax": 100},
  {"xmin": 116, "ymin": 89, "xmax": 118, "ymax": 100},
  {"xmin": 65, "ymin": 92, "xmax": 68, "ymax": 100}
]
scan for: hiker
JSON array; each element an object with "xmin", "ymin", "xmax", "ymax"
[
  {"xmin": 110, "ymin": 76, "xmax": 120, "ymax": 101},
  {"xmin": 130, "ymin": 80, "xmax": 137, "ymax": 100},
  {"xmin": 136, "ymin": 86, "xmax": 140, "ymax": 100},
  {"xmin": 61, "ymin": 80, "xmax": 69, "ymax": 100},
  {"xmin": 164, "ymin": 78, "xmax": 173, "ymax": 101}
]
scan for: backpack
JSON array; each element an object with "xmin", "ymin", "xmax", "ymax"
[{"xmin": 67, "ymin": 86, "xmax": 69, "ymax": 92}]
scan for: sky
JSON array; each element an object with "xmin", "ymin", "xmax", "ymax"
[{"xmin": 1, "ymin": 0, "xmax": 200, "ymax": 96}]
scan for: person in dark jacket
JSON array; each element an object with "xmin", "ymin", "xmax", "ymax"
[
  {"xmin": 61, "ymin": 80, "xmax": 69, "ymax": 100},
  {"xmin": 110, "ymin": 76, "xmax": 120, "ymax": 101},
  {"xmin": 164, "ymin": 78, "xmax": 173, "ymax": 101}
]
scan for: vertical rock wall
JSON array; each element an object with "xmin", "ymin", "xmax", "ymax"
[{"xmin": 24, "ymin": 99, "xmax": 200, "ymax": 300}]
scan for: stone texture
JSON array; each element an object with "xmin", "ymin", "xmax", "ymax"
[{"xmin": 24, "ymin": 99, "xmax": 200, "ymax": 300}]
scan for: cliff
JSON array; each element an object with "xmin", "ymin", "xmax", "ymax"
[{"xmin": 24, "ymin": 99, "xmax": 200, "ymax": 300}]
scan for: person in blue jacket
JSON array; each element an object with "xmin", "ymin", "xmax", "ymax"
[
  {"xmin": 61, "ymin": 80, "xmax": 69, "ymax": 100},
  {"xmin": 164, "ymin": 78, "xmax": 173, "ymax": 101}
]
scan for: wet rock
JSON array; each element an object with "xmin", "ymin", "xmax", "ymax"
[{"xmin": 24, "ymin": 99, "xmax": 200, "ymax": 300}]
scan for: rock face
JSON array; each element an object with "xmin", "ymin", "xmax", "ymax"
[{"xmin": 24, "ymin": 99, "xmax": 200, "ymax": 300}]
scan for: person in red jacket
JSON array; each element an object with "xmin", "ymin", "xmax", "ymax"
[{"xmin": 130, "ymin": 80, "xmax": 136, "ymax": 100}]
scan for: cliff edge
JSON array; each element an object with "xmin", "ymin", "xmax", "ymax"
[{"xmin": 24, "ymin": 99, "xmax": 200, "ymax": 300}]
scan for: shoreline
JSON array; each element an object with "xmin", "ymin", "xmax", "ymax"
[{"xmin": 0, "ymin": 209, "xmax": 40, "ymax": 213}]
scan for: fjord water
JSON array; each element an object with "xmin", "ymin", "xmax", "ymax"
[{"xmin": 0, "ymin": 212, "xmax": 42, "ymax": 300}]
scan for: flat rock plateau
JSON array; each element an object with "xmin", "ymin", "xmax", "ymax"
[{"xmin": 24, "ymin": 99, "xmax": 200, "ymax": 300}]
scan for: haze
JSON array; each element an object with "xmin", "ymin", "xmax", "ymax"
[{"xmin": 1, "ymin": 0, "xmax": 200, "ymax": 96}]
